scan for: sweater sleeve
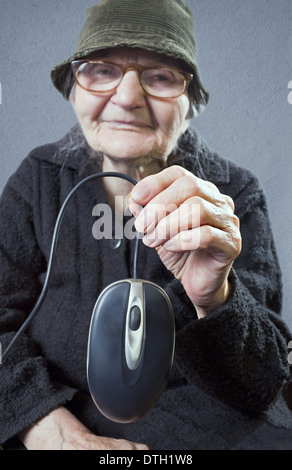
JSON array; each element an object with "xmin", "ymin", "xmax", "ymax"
[
  {"xmin": 0, "ymin": 159, "xmax": 76, "ymax": 444},
  {"xmin": 165, "ymin": 173, "xmax": 292, "ymax": 413}
]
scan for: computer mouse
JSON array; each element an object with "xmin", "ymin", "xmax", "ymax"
[{"xmin": 87, "ymin": 279, "xmax": 175, "ymax": 423}]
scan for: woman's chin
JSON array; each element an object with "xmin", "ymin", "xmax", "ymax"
[{"xmin": 98, "ymin": 135, "xmax": 158, "ymax": 161}]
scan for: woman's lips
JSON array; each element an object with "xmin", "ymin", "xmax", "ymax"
[{"xmin": 102, "ymin": 120, "xmax": 152, "ymax": 129}]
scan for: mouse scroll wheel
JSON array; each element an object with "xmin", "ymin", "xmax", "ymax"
[{"xmin": 129, "ymin": 306, "xmax": 141, "ymax": 331}]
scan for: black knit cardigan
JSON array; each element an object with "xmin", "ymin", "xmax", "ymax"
[{"xmin": 0, "ymin": 125, "xmax": 292, "ymax": 450}]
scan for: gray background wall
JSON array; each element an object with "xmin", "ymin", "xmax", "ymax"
[{"xmin": 0, "ymin": 0, "xmax": 291, "ymax": 328}]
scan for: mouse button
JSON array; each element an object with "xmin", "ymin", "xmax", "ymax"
[
  {"xmin": 144, "ymin": 283, "xmax": 174, "ymax": 328},
  {"xmin": 93, "ymin": 281, "xmax": 130, "ymax": 322},
  {"xmin": 143, "ymin": 283, "xmax": 175, "ymax": 373},
  {"xmin": 87, "ymin": 282, "xmax": 131, "ymax": 410},
  {"xmin": 129, "ymin": 305, "xmax": 141, "ymax": 331},
  {"xmin": 88, "ymin": 281, "xmax": 130, "ymax": 359}
]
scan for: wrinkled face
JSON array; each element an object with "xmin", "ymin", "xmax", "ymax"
[{"xmin": 71, "ymin": 47, "xmax": 191, "ymax": 163}]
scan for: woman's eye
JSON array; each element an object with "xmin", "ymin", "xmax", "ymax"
[
  {"xmin": 152, "ymin": 72, "xmax": 173, "ymax": 82},
  {"xmin": 94, "ymin": 67, "xmax": 114, "ymax": 77},
  {"xmin": 86, "ymin": 64, "xmax": 120, "ymax": 80},
  {"xmin": 145, "ymin": 70, "xmax": 178, "ymax": 86}
]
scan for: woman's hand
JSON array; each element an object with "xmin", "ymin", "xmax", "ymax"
[
  {"xmin": 128, "ymin": 166, "xmax": 241, "ymax": 318},
  {"xmin": 19, "ymin": 406, "xmax": 148, "ymax": 450}
]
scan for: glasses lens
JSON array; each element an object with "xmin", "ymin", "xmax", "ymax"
[
  {"xmin": 141, "ymin": 68, "xmax": 186, "ymax": 98},
  {"xmin": 76, "ymin": 62, "xmax": 122, "ymax": 92}
]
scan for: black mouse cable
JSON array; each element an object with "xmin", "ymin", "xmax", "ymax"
[{"xmin": 1, "ymin": 172, "xmax": 140, "ymax": 365}]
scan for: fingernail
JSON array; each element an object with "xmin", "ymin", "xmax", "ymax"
[
  {"xmin": 127, "ymin": 201, "xmax": 141, "ymax": 218},
  {"xmin": 135, "ymin": 212, "xmax": 155, "ymax": 233},
  {"xmin": 130, "ymin": 184, "xmax": 151, "ymax": 202}
]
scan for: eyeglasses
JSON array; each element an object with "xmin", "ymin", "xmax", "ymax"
[{"xmin": 71, "ymin": 60, "xmax": 193, "ymax": 100}]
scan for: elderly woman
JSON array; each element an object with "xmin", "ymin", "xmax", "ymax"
[{"xmin": 0, "ymin": 0, "xmax": 292, "ymax": 451}]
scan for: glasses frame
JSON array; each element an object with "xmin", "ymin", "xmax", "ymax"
[{"xmin": 71, "ymin": 60, "xmax": 193, "ymax": 101}]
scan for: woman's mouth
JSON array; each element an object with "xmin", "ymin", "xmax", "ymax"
[{"xmin": 102, "ymin": 120, "xmax": 152, "ymax": 130}]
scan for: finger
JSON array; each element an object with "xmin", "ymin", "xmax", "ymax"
[
  {"xmin": 129, "ymin": 165, "xmax": 189, "ymax": 205},
  {"xmin": 141, "ymin": 196, "xmax": 239, "ymax": 247},
  {"xmin": 129, "ymin": 165, "xmax": 221, "ymax": 206},
  {"xmin": 223, "ymin": 194, "xmax": 235, "ymax": 212},
  {"xmin": 162, "ymin": 225, "xmax": 241, "ymax": 261},
  {"xmin": 133, "ymin": 179, "xmax": 231, "ymax": 234},
  {"xmin": 135, "ymin": 442, "xmax": 150, "ymax": 450},
  {"xmin": 126, "ymin": 199, "xmax": 143, "ymax": 218},
  {"xmin": 111, "ymin": 438, "xmax": 149, "ymax": 450},
  {"xmin": 142, "ymin": 199, "xmax": 200, "ymax": 247},
  {"xmin": 134, "ymin": 186, "xmax": 226, "ymax": 234}
]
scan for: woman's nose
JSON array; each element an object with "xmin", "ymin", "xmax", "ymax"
[{"xmin": 111, "ymin": 70, "xmax": 146, "ymax": 109}]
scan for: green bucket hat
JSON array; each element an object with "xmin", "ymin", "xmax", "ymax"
[{"xmin": 51, "ymin": 0, "xmax": 209, "ymax": 111}]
